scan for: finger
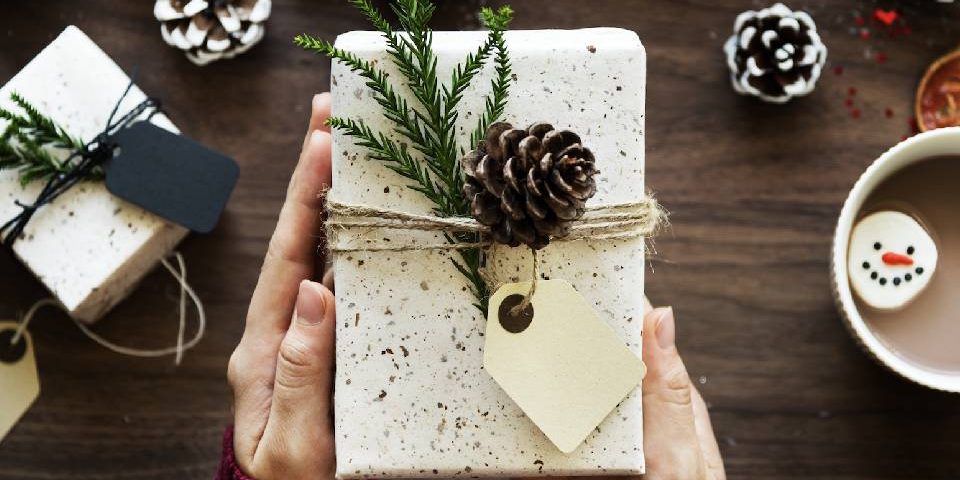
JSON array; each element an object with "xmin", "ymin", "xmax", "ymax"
[
  {"xmin": 643, "ymin": 295, "xmax": 653, "ymax": 316},
  {"xmin": 247, "ymin": 126, "xmax": 333, "ymax": 339},
  {"xmin": 307, "ymin": 94, "xmax": 333, "ymax": 277},
  {"xmin": 322, "ymin": 269, "xmax": 335, "ymax": 293},
  {"xmin": 642, "ymin": 307, "xmax": 706, "ymax": 479},
  {"xmin": 692, "ymin": 387, "xmax": 726, "ymax": 480},
  {"xmin": 232, "ymin": 97, "xmax": 334, "ymax": 472},
  {"xmin": 312, "ymin": 93, "xmax": 332, "ymax": 133},
  {"xmin": 302, "ymin": 93, "xmax": 332, "ymax": 150},
  {"xmin": 257, "ymin": 280, "xmax": 337, "ymax": 475}
]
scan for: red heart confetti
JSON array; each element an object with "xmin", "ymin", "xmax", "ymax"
[{"xmin": 873, "ymin": 9, "xmax": 898, "ymax": 26}]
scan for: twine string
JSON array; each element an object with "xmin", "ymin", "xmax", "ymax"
[
  {"xmin": 324, "ymin": 198, "xmax": 665, "ymax": 253},
  {"xmin": 9, "ymin": 252, "xmax": 205, "ymax": 366},
  {"xmin": 325, "ymin": 197, "xmax": 665, "ymax": 312},
  {"xmin": 0, "ymin": 70, "xmax": 162, "ymax": 247},
  {"xmin": 511, "ymin": 249, "xmax": 540, "ymax": 316}
]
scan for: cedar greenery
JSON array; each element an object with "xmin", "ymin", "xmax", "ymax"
[
  {"xmin": 0, "ymin": 92, "xmax": 87, "ymax": 186},
  {"xmin": 296, "ymin": 0, "xmax": 514, "ymax": 313}
]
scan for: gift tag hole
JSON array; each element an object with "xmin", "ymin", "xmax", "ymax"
[
  {"xmin": 0, "ymin": 330, "xmax": 27, "ymax": 364},
  {"xmin": 499, "ymin": 294, "xmax": 534, "ymax": 334}
]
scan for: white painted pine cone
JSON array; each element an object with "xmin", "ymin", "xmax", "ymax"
[
  {"xmin": 155, "ymin": 0, "xmax": 271, "ymax": 66},
  {"xmin": 723, "ymin": 3, "xmax": 827, "ymax": 104}
]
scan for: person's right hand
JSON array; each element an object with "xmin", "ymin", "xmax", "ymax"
[{"xmin": 641, "ymin": 301, "xmax": 726, "ymax": 480}]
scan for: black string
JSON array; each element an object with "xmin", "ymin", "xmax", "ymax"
[{"xmin": 0, "ymin": 75, "xmax": 162, "ymax": 247}]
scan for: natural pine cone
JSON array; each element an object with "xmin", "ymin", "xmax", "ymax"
[
  {"xmin": 723, "ymin": 3, "xmax": 827, "ymax": 103},
  {"xmin": 462, "ymin": 122, "xmax": 598, "ymax": 250},
  {"xmin": 154, "ymin": 0, "xmax": 271, "ymax": 66}
]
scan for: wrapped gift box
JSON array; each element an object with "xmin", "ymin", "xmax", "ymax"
[
  {"xmin": 331, "ymin": 28, "xmax": 647, "ymax": 477},
  {"xmin": 0, "ymin": 26, "xmax": 187, "ymax": 323}
]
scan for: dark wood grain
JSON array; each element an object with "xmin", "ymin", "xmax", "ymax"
[{"xmin": 1, "ymin": 1, "xmax": 959, "ymax": 479}]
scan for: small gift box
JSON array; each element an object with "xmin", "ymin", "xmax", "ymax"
[
  {"xmin": 329, "ymin": 27, "xmax": 649, "ymax": 477},
  {"xmin": 0, "ymin": 26, "xmax": 188, "ymax": 323}
]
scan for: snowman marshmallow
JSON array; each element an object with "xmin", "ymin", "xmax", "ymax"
[{"xmin": 848, "ymin": 210, "xmax": 938, "ymax": 310}]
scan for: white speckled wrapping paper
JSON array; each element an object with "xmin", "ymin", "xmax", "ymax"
[
  {"xmin": 331, "ymin": 28, "xmax": 646, "ymax": 478},
  {"xmin": 0, "ymin": 26, "xmax": 187, "ymax": 323}
]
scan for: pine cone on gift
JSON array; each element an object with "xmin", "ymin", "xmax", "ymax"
[
  {"xmin": 723, "ymin": 3, "xmax": 827, "ymax": 103},
  {"xmin": 461, "ymin": 122, "xmax": 599, "ymax": 250},
  {"xmin": 154, "ymin": 0, "xmax": 271, "ymax": 66}
]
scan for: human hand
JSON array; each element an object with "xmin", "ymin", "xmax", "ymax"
[
  {"xmin": 227, "ymin": 93, "xmax": 337, "ymax": 480},
  {"xmin": 641, "ymin": 300, "xmax": 726, "ymax": 480},
  {"xmin": 224, "ymin": 92, "xmax": 723, "ymax": 480}
]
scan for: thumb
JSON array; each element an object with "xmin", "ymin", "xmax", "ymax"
[
  {"xmin": 259, "ymin": 280, "xmax": 337, "ymax": 468},
  {"xmin": 642, "ymin": 307, "xmax": 706, "ymax": 478}
]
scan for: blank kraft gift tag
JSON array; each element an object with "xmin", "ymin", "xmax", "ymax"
[
  {"xmin": 483, "ymin": 280, "xmax": 646, "ymax": 453},
  {"xmin": 0, "ymin": 321, "xmax": 40, "ymax": 443},
  {"xmin": 105, "ymin": 121, "xmax": 239, "ymax": 233}
]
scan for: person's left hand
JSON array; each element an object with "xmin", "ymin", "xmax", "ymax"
[{"xmin": 227, "ymin": 93, "xmax": 337, "ymax": 480}]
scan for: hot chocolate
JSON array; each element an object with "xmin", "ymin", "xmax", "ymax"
[{"xmin": 854, "ymin": 155, "xmax": 960, "ymax": 372}]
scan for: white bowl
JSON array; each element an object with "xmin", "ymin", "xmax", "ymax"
[{"xmin": 832, "ymin": 127, "xmax": 960, "ymax": 393}]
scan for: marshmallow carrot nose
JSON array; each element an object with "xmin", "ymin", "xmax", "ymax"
[{"xmin": 882, "ymin": 252, "xmax": 914, "ymax": 266}]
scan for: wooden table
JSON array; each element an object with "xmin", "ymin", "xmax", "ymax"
[{"xmin": 2, "ymin": 1, "xmax": 959, "ymax": 478}]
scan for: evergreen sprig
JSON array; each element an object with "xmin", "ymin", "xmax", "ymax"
[
  {"xmin": 0, "ymin": 93, "xmax": 86, "ymax": 186},
  {"xmin": 296, "ymin": 0, "xmax": 514, "ymax": 313},
  {"xmin": 471, "ymin": 8, "xmax": 513, "ymax": 151}
]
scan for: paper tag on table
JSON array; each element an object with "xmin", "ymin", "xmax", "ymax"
[
  {"xmin": 483, "ymin": 280, "xmax": 647, "ymax": 453},
  {"xmin": 0, "ymin": 321, "xmax": 40, "ymax": 443}
]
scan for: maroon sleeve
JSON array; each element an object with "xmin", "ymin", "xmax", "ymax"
[{"xmin": 215, "ymin": 426, "xmax": 255, "ymax": 480}]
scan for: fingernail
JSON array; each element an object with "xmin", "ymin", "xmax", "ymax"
[
  {"xmin": 312, "ymin": 93, "xmax": 322, "ymax": 112},
  {"xmin": 296, "ymin": 280, "xmax": 327, "ymax": 326},
  {"xmin": 653, "ymin": 306, "xmax": 675, "ymax": 349},
  {"xmin": 308, "ymin": 129, "xmax": 325, "ymax": 149}
]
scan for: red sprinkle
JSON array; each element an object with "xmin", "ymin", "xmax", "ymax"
[
  {"xmin": 860, "ymin": 29, "xmax": 872, "ymax": 40},
  {"xmin": 851, "ymin": 109, "xmax": 862, "ymax": 119},
  {"xmin": 854, "ymin": 15, "xmax": 865, "ymax": 26},
  {"xmin": 885, "ymin": 108, "xmax": 894, "ymax": 118},
  {"xmin": 848, "ymin": 87, "xmax": 858, "ymax": 96},
  {"xmin": 875, "ymin": 52, "xmax": 889, "ymax": 64},
  {"xmin": 845, "ymin": 98, "xmax": 855, "ymax": 107},
  {"xmin": 873, "ymin": 9, "xmax": 898, "ymax": 26},
  {"xmin": 833, "ymin": 65, "xmax": 844, "ymax": 76}
]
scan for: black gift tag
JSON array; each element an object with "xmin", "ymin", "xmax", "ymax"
[{"xmin": 105, "ymin": 121, "xmax": 239, "ymax": 233}]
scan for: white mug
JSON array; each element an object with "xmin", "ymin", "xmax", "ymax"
[{"xmin": 831, "ymin": 126, "xmax": 960, "ymax": 393}]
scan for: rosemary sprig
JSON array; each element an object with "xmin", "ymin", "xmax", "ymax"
[
  {"xmin": 296, "ymin": 0, "xmax": 514, "ymax": 314},
  {"xmin": 0, "ymin": 92, "xmax": 86, "ymax": 186}
]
